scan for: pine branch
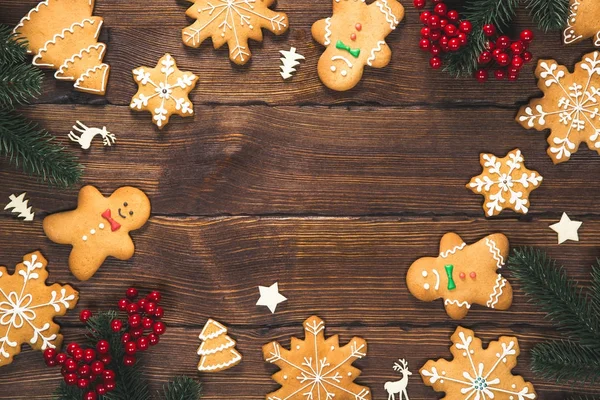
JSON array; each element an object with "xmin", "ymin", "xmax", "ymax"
[
  {"xmin": 523, "ymin": 0, "xmax": 570, "ymax": 32},
  {"xmin": 53, "ymin": 385, "xmax": 85, "ymax": 400},
  {"xmin": 531, "ymin": 340, "xmax": 600, "ymax": 384},
  {"xmin": 161, "ymin": 377, "xmax": 202, "ymax": 400},
  {"xmin": 591, "ymin": 261, "xmax": 600, "ymax": 316},
  {"xmin": 0, "ymin": 111, "xmax": 83, "ymax": 187},
  {"xmin": 508, "ymin": 247, "xmax": 600, "ymax": 347}
]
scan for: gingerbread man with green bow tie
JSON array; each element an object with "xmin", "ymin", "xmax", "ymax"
[{"xmin": 312, "ymin": 0, "xmax": 404, "ymax": 91}]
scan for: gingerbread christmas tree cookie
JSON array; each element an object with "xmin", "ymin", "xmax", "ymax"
[
  {"xmin": 564, "ymin": 0, "xmax": 600, "ymax": 47},
  {"xmin": 312, "ymin": 0, "xmax": 404, "ymax": 91},
  {"xmin": 407, "ymin": 232, "xmax": 512, "ymax": 320},
  {"xmin": 130, "ymin": 54, "xmax": 198, "ymax": 129},
  {"xmin": 182, "ymin": 0, "xmax": 289, "ymax": 65},
  {"xmin": 197, "ymin": 319, "xmax": 242, "ymax": 372},
  {"xmin": 263, "ymin": 316, "xmax": 371, "ymax": 400},
  {"xmin": 0, "ymin": 251, "xmax": 79, "ymax": 367},
  {"xmin": 420, "ymin": 327, "xmax": 537, "ymax": 400},
  {"xmin": 467, "ymin": 149, "xmax": 543, "ymax": 216},
  {"xmin": 517, "ymin": 51, "xmax": 600, "ymax": 164}
]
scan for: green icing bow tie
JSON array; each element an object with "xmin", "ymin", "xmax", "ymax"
[{"xmin": 336, "ymin": 40, "xmax": 361, "ymax": 58}]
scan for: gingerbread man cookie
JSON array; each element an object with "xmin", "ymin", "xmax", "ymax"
[
  {"xmin": 312, "ymin": 0, "xmax": 404, "ymax": 91},
  {"xmin": 43, "ymin": 186, "xmax": 151, "ymax": 281},
  {"xmin": 406, "ymin": 232, "xmax": 512, "ymax": 320},
  {"xmin": 564, "ymin": 0, "xmax": 600, "ymax": 47}
]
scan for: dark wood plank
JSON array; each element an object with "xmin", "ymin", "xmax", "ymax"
[
  {"xmin": 1, "ymin": 104, "xmax": 599, "ymax": 216},
  {"xmin": 0, "ymin": 1, "xmax": 594, "ymax": 106}
]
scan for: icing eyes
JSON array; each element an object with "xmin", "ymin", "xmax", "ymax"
[
  {"xmin": 124, "ymin": 202, "xmax": 128, "ymax": 207},
  {"xmin": 129, "ymin": 211, "xmax": 134, "ymax": 216}
]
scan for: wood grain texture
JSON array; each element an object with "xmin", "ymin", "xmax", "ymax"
[{"xmin": 1, "ymin": 0, "xmax": 600, "ymax": 398}]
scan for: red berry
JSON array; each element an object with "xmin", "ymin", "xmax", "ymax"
[
  {"xmin": 448, "ymin": 37, "xmax": 461, "ymax": 51},
  {"xmin": 137, "ymin": 336, "xmax": 150, "ymax": 351},
  {"xmin": 96, "ymin": 339, "xmax": 110, "ymax": 354},
  {"xmin": 447, "ymin": 10, "xmax": 459, "ymax": 22},
  {"xmin": 413, "ymin": 0, "xmax": 426, "ymax": 8},
  {"xmin": 126, "ymin": 288, "xmax": 138, "ymax": 299},
  {"xmin": 77, "ymin": 378, "xmax": 90, "ymax": 389},
  {"xmin": 444, "ymin": 24, "xmax": 458, "ymax": 37},
  {"xmin": 55, "ymin": 352, "xmax": 68, "ymax": 365},
  {"xmin": 103, "ymin": 369, "xmax": 116, "ymax": 382},
  {"xmin": 64, "ymin": 373, "xmax": 77, "ymax": 385},
  {"xmin": 492, "ymin": 48, "xmax": 503, "ymax": 59},
  {"xmin": 523, "ymin": 51, "xmax": 533, "ymax": 62},
  {"xmin": 147, "ymin": 290, "xmax": 161, "ymax": 303},
  {"xmin": 84, "ymin": 391, "xmax": 97, "ymax": 400},
  {"xmin": 508, "ymin": 71, "xmax": 519, "ymax": 81},
  {"xmin": 475, "ymin": 69, "xmax": 488, "ymax": 82},
  {"xmin": 482, "ymin": 24, "xmax": 496, "ymax": 37},
  {"xmin": 495, "ymin": 69, "xmax": 506, "ymax": 80},
  {"xmin": 420, "ymin": 11, "xmax": 431, "ymax": 24},
  {"xmin": 142, "ymin": 317, "xmax": 154, "ymax": 329},
  {"xmin": 126, "ymin": 303, "xmax": 139, "ymax": 315},
  {"xmin": 123, "ymin": 355, "xmax": 136, "ymax": 367},
  {"xmin": 434, "ymin": 3, "xmax": 447, "ymax": 16},
  {"xmin": 78, "ymin": 364, "xmax": 91, "ymax": 378},
  {"xmin": 125, "ymin": 341, "xmax": 137, "ymax": 355},
  {"xmin": 429, "ymin": 30, "xmax": 441, "ymax": 42},
  {"xmin": 137, "ymin": 298, "xmax": 147, "ymax": 309},
  {"xmin": 121, "ymin": 332, "xmax": 132, "ymax": 344},
  {"xmin": 510, "ymin": 41, "xmax": 525, "ymax": 55},
  {"xmin": 131, "ymin": 327, "xmax": 144, "ymax": 338},
  {"xmin": 439, "ymin": 18, "xmax": 448, "ymax": 28},
  {"xmin": 457, "ymin": 32, "xmax": 468, "ymax": 45},
  {"xmin": 148, "ymin": 333, "xmax": 160, "ymax": 346},
  {"xmin": 91, "ymin": 360, "xmax": 105, "ymax": 375},
  {"xmin": 153, "ymin": 321, "xmax": 166, "ymax": 335},
  {"xmin": 511, "ymin": 55, "xmax": 524, "ymax": 69},
  {"xmin": 96, "ymin": 384, "xmax": 107, "ymax": 395},
  {"xmin": 45, "ymin": 359, "xmax": 57, "ymax": 367},
  {"xmin": 118, "ymin": 299, "xmax": 129, "ymax": 311},
  {"xmin": 143, "ymin": 302, "xmax": 157, "ymax": 315},
  {"xmin": 478, "ymin": 51, "xmax": 492, "ymax": 64},
  {"xmin": 154, "ymin": 306, "xmax": 164, "ymax": 319},
  {"xmin": 44, "ymin": 348, "xmax": 57, "ymax": 360},
  {"xmin": 428, "ymin": 15, "xmax": 441, "ymax": 29},
  {"xmin": 496, "ymin": 35, "xmax": 510, "ymax": 50},
  {"xmin": 496, "ymin": 52, "xmax": 510, "ymax": 66},
  {"xmin": 429, "ymin": 44, "xmax": 441, "ymax": 56},
  {"xmin": 65, "ymin": 358, "xmax": 78, "ymax": 372},
  {"xmin": 66, "ymin": 343, "xmax": 79, "ymax": 355},
  {"xmin": 105, "ymin": 381, "xmax": 116, "ymax": 392},
  {"xmin": 100, "ymin": 354, "xmax": 112, "ymax": 365},
  {"xmin": 79, "ymin": 309, "xmax": 92, "ymax": 323},
  {"xmin": 520, "ymin": 29, "xmax": 534, "ymax": 43},
  {"xmin": 459, "ymin": 20, "xmax": 472, "ymax": 34},
  {"xmin": 421, "ymin": 26, "xmax": 431, "ymax": 38},
  {"xmin": 83, "ymin": 349, "xmax": 96, "ymax": 363},
  {"xmin": 111, "ymin": 319, "xmax": 123, "ymax": 332},
  {"xmin": 128, "ymin": 314, "xmax": 142, "ymax": 328},
  {"xmin": 73, "ymin": 348, "xmax": 84, "ymax": 361}
]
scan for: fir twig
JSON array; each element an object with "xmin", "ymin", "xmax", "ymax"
[
  {"xmin": 531, "ymin": 340, "xmax": 600, "ymax": 384},
  {"xmin": 161, "ymin": 377, "xmax": 202, "ymax": 400},
  {"xmin": 523, "ymin": 0, "xmax": 571, "ymax": 32},
  {"xmin": 590, "ymin": 261, "xmax": 600, "ymax": 315}
]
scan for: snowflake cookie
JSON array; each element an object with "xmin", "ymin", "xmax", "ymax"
[
  {"xmin": 564, "ymin": 0, "xmax": 600, "ymax": 47},
  {"xmin": 516, "ymin": 51, "xmax": 600, "ymax": 164},
  {"xmin": 0, "ymin": 251, "xmax": 79, "ymax": 367},
  {"xmin": 130, "ymin": 54, "xmax": 198, "ymax": 129},
  {"xmin": 467, "ymin": 149, "xmax": 543, "ymax": 217},
  {"xmin": 263, "ymin": 315, "xmax": 371, "ymax": 400},
  {"xmin": 312, "ymin": 0, "xmax": 404, "ymax": 91},
  {"xmin": 420, "ymin": 327, "xmax": 537, "ymax": 400},
  {"xmin": 182, "ymin": 0, "xmax": 289, "ymax": 65}
]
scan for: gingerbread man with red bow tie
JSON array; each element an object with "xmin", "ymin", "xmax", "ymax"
[{"xmin": 43, "ymin": 185, "xmax": 151, "ymax": 281}]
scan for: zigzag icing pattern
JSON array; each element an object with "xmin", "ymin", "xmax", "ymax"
[
  {"xmin": 324, "ymin": 17, "xmax": 332, "ymax": 46},
  {"xmin": 444, "ymin": 299, "xmax": 471, "ymax": 309},
  {"xmin": 376, "ymin": 0, "xmax": 400, "ymax": 29},
  {"xmin": 487, "ymin": 274, "xmax": 506, "ymax": 308},
  {"xmin": 440, "ymin": 242, "xmax": 466, "ymax": 258},
  {"xmin": 485, "ymin": 238, "xmax": 505, "ymax": 269},
  {"xmin": 74, "ymin": 63, "xmax": 109, "ymax": 94},
  {"xmin": 563, "ymin": 0, "xmax": 582, "ymax": 45},
  {"xmin": 197, "ymin": 349, "xmax": 241, "ymax": 371},
  {"xmin": 367, "ymin": 40, "xmax": 386, "ymax": 67},
  {"xmin": 55, "ymin": 43, "xmax": 106, "ymax": 80}
]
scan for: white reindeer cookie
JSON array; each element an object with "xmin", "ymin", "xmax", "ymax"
[
  {"xmin": 384, "ymin": 358, "xmax": 412, "ymax": 400},
  {"xmin": 69, "ymin": 121, "xmax": 115, "ymax": 149}
]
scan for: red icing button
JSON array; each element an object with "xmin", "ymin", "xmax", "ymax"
[
  {"xmin": 350, "ymin": 33, "xmax": 357, "ymax": 41},
  {"xmin": 470, "ymin": 272, "xmax": 477, "ymax": 279},
  {"xmin": 459, "ymin": 272, "xmax": 466, "ymax": 279},
  {"xmin": 355, "ymin": 23, "xmax": 362, "ymax": 31}
]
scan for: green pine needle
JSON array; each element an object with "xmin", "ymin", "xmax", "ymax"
[
  {"xmin": 524, "ymin": 0, "xmax": 570, "ymax": 32},
  {"xmin": 161, "ymin": 377, "xmax": 202, "ymax": 400},
  {"xmin": 531, "ymin": 340, "xmax": 600, "ymax": 384},
  {"xmin": 590, "ymin": 261, "xmax": 600, "ymax": 315}
]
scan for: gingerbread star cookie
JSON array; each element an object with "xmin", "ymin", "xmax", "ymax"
[
  {"xmin": 467, "ymin": 149, "xmax": 543, "ymax": 216},
  {"xmin": 130, "ymin": 54, "xmax": 198, "ymax": 129},
  {"xmin": 312, "ymin": 0, "xmax": 404, "ymax": 91},
  {"xmin": 263, "ymin": 316, "xmax": 371, "ymax": 400},
  {"xmin": 407, "ymin": 232, "xmax": 512, "ymax": 320},
  {"xmin": 182, "ymin": 0, "xmax": 289, "ymax": 65},
  {"xmin": 564, "ymin": 0, "xmax": 600, "ymax": 47},
  {"xmin": 420, "ymin": 327, "xmax": 537, "ymax": 400},
  {"xmin": 0, "ymin": 251, "xmax": 79, "ymax": 367},
  {"xmin": 43, "ymin": 185, "xmax": 151, "ymax": 281},
  {"xmin": 517, "ymin": 51, "xmax": 600, "ymax": 164}
]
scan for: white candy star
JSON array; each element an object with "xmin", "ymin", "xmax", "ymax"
[
  {"xmin": 256, "ymin": 282, "xmax": 287, "ymax": 313},
  {"xmin": 550, "ymin": 213, "xmax": 583, "ymax": 244}
]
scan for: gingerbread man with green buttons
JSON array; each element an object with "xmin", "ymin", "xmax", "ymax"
[
  {"xmin": 43, "ymin": 185, "xmax": 151, "ymax": 281},
  {"xmin": 406, "ymin": 232, "xmax": 513, "ymax": 319}
]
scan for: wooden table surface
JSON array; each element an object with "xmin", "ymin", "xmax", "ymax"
[{"xmin": 1, "ymin": 1, "xmax": 600, "ymax": 398}]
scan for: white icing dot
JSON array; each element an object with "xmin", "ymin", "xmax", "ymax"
[
  {"xmin": 510, "ymin": 397, "xmax": 514, "ymax": 400},
  {"xmin": 440, "ymin": 379, "xmax": 444, "ymax": 383},
  {"xmin": 496, "ymin": 353, "xmax": 500, "ymax": 357},
  {"xmin": 330, "ymin": 66, "xmax": 337, "ymax": 72},
  {"xmin": 470, "ymin": 350, "xmax": 474, "ymax": 354},
  {"xmin": 249, "ymin": 25, "xmax": 254, "ymax": 29},
  {"xmin": 221, "ymin": 33, "xmax": 225, "ymax": 37},
  {"xmin": 424, "ymin": 283, "xmax": 430, "ymax": 290},
  {"xmin": 296, "ymin": 345, "xmax": 300, "ymax": 350},
  {"xmin": 462, "ymin": 352, "xmax": 467, "ymax": 357},
  {"xmin": 283, "ymin": 375, "xmax": 288, "ymax": 380},
  {"xmin": 503, "ymin": 357, "xmax": 507, "ymax": 363},
  {"xmin": 511, "ymin": 384, "xmax": 516, "ymax": 389},
  {"xmin": 442, "ymin": 371, "xmax": 446, "ymax": 375},
  {"xmin": 331, "ymin": 346, "xmax": 335, "ymax": 350},
  {"xmin": 341, "ymin": 70, "xmax": 348, "ymax": 77},
  {"xmin": 90, "ymin": 229, "xmax": 96, "ymax": 235},
  {"xmin": 99, "ymin": 223, "xmax": 105, "ymax": 229},
  {"xmin": 422, "ymin": 271, "xmax": 428, "ymax": 277},
  {"xmin": 82, "ymin": 236, "xmax": 88, "ymax": 241},
  {"xmin": 347, "ymin": 372, "xmax": 352, "ymax": 376}
]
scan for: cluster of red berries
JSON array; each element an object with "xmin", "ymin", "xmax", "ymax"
[
  {"xmin": 414, "ymin": 0, "xmax": 473, "ymax": 69},
  {"xmin": 43, "ymin": 341, "xmax": 115, "ymax": 400},
  {"xmin": 111, "ymin": 288, "xmax": 166, "ymax": 367},
  {"xmin": 475, "ymin": 25, "xmax": 535, "ymax": 82}
]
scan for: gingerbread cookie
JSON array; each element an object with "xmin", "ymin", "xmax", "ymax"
[
  {"xmin": 197, "ymin": 319, "xmax": 242, "ymax": 372},
  {"xmin": 467, "ymin": 149, "xmax": 543, "ymax": 216},
  {"xmin": 0, "ymin": 251, "xmax": 79, "ymax": 367},
  {"xmin": 43, "ymin": 185, "xmax": 151, "ymax": 281},
  {"xmin": 517, "ymin": 51, "xmax": 600, "ymax": 164},
  {"xmin": 263, "ymin": 316, "xmax": 371, "ymax": 400},
  {"xmin": 564, "ymin": 0, "xmax": 600, "ymax": 47},
  {"xmin": 130, "ymin": 54, "xmax": 198, "ymax": 129},
  {"xmin": 407, "ymin": 232, "xmax": 512, "ymax": 320},
  {"xmin": 420, "ymin": 327, "xmax": 537, "ymax": 400},
  {"xmin": 182, "ymin": 0, "xmax": 289, "ymax": 65},
  {"xmin": 312, "ymin": 0, "xmax": 404, "ymax": 91}
]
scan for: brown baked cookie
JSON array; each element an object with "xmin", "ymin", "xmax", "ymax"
[
  {"xmin": 43, "ymin": 185, "xmax": 151, "ymax": 281},
  {"xmin": 312, "ymin": 0, "xmax": 404, "ymax": 91},
  {"xmin": 197, "ymin": 319, "xmax": 242, "ymax": 372},
  {"xmin": 564, "ymin": 0, "xmax": 600, "ymax": 47},
  {"xmin": 407, "ymin": 232, "xmax": 512, "ymax": 320},
  {"xmin": 0, "ymin": 251, "xmax": 79, "ymax": 367}
]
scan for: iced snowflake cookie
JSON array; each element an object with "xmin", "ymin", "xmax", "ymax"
[
  {"xmin": 43, "ymin": 185, "xmax": 151, "ymax": 281},
  {"xmin": 263, "ymin": 316, "xmax": 371, "ymax": 400},
  {"xmin": 420, "ymin": 327, "xmax": 537, "ymax": 400},
  {"xmin": 564, "ymin": 0, "xmax": 600, "ymax": 47},
  {"xmin": 182, "ymin": 0, "xmax": 289, "ymax": 65},
  {"xmin": 517, "ymin": 51, "xmax": 600, "ymax": 164},
  {"xmin": 312, "ymin": 0, "xmax": 404, "ymax": 91},
  {"xmin": 197, "ymin": 319, "xmax": 242, "ymax": 372},
  {"xmin": 407, "ymin": 232, "xmax": 512, "ymax": 320},
  {"xmin": 13, "ymin": 0, "xmax": 110, "ymax": 95},
  {"xmin": 130, "ymin": 54, "xmax": 198, "ymax": 129},
  {"xmin": 467, "ymin": 149, "xmax": 543, "ymax": 216},
  {"xmin": 0, "ymin": 251, "xmax": 79, "ymax": 367}
]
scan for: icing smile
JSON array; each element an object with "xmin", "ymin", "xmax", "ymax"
[{"xmin": 118, "ymin": 208, "xmax": 126, "ymax": 219}]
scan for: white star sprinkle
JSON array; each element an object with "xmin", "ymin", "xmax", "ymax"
[
  {"xmin": 550, "ymin": 213, "xmax": 583, "ymax": 244},
  {"xmin": 256, "ymin": 282, "xmax": 287, "ymax": 313}
]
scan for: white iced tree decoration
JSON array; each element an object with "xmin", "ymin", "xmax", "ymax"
[
  {"xmin": 279, "ymin": 47, "xmax": 305, "ymax": 80},
  {"xmin": 4, "ymin": 193, "xmax": 35, "ymax": 221}
]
